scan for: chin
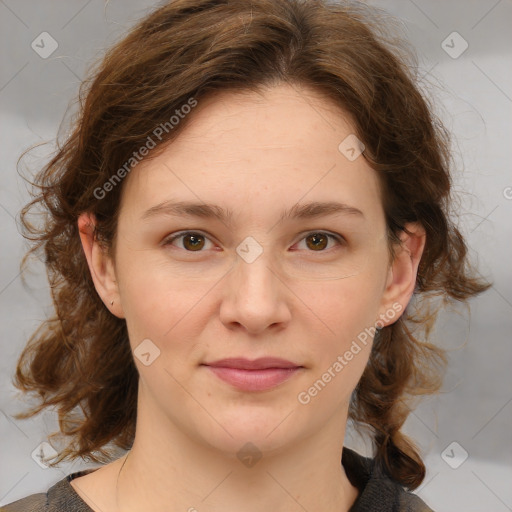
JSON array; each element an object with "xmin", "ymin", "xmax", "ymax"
[{"xmin": 191, "ymin": 406, "xmax": 308, "ymax": 458}]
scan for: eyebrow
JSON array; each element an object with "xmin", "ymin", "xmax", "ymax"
[{"xmin": 140, "ymin": 200, "xmax": 365, "ymax": 225}]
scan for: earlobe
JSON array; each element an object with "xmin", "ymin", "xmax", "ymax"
[
  {"xmin": 377, "ymin": 222, "xmax": 426, "ymax": 327},
  {"xmin": 77, "ymin": 212, "xmax": 124, "ymax": 318}
]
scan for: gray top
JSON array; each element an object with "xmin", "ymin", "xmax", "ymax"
[{"xmin": 0, "ymin": 447, "xmax": 434, "ymax": 511}]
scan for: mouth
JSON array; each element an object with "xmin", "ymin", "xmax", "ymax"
[{"xmin": 201, "ymin": 357, "xmax": 304, "ymax": 392}]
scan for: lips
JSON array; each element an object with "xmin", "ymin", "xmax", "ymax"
[
  {"xmin": 203, "ymin": 357, "xmax": 301, "ymax": 370},
  {"xmin": 202, "ymin": 358, "xmax": 303, "ymax": 392}
]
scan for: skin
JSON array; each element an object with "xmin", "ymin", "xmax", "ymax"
[{"xmin": 74, "ymin": 83, "xmax": 425, "ymax": 512}]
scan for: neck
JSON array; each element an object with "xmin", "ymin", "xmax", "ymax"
[{"xmin": 116, "ymin": 390, "xmax": 359, "ymax": 512}]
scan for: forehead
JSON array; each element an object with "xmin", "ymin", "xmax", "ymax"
[{"xmin": 118, "ymin": 84, "xmax": 384, "ymax": 228}]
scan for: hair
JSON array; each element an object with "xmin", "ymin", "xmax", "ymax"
[{"xmin": 13, "ymin": 0, "xmax": 491, "ymax": 491}]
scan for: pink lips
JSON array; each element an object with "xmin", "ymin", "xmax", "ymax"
[{"xmin": 202, "ymin": 357, "xmax": 303, "ymax": 391}]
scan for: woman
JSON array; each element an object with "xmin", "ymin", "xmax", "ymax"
[{"xmin": 2, "ymin": 0, "xmax": 490, "ymax": 511}]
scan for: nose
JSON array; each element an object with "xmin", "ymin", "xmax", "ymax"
[{"xmin": 218, "ymin": 249, "xmax": 291, "ymax": 334}]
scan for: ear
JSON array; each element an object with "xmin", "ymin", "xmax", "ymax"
[
  {"xmin": 376, "ymin": 222, "xmax": 426, "ymax": 327},
  {"xmin": 78, "ymin": 212, "xmax": 125, "ymax": 318}
]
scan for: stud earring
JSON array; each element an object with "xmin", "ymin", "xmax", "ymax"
[{"xmin": 110, "ymin": 300, "xmax": 114, "ymax": 306}]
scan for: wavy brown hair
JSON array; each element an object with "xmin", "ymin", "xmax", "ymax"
[{"xmin": 13, "ymin": 0, "xmax": 491, "ymax": 490}]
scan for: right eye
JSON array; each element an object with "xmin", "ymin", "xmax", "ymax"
[{"xmin": 162, "ymin": 231, "xmax": 215, "ymax": 251}]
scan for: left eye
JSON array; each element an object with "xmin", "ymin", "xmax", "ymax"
[
  {"xmin": 294, "ymin": 231, "xmax": 345, "ymax": 252},
  {"xmin": 163, "ymin": 231, "xmax": 344, "ymax": 252}
]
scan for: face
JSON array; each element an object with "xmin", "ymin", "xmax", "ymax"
[{"xmin": 83, "ymin": 84, "xmax": 404, "ymax": 459}]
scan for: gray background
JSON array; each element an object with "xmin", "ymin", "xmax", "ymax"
[{"xmin": 0, "ymin": 1, "xmax": 511, "ymax": 511}]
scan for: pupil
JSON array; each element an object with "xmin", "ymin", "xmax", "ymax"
[
  {"xmin": 308, "ymin": 233, "xmax": 327, "ymax": 250},
  {"xmin": 185, "ymin": 234, "xmax": 204, "ymax": 250}
]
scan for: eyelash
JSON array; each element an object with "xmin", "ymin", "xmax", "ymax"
[{"xmin": 162, "ymin": 230, "xmax": 346, "ymax": 253}]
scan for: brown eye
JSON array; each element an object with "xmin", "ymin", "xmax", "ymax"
[
  {"xmin": 163, "ymin": 230, "xmax": 344, "ymax": 253},
  {"xmin": 296, "ymin": 232, "xmax": 344, "ymax": 252},
  {"xmin": 164, "ymin": 232, "xmax": 211, "ymax": 251},
  {"xmin": 305, "ymin": 233, "xmax": 329, "ymax": 251},
  {"xmin": 182, "ymin": 233, "xmax": 205, "ymax": 251}
]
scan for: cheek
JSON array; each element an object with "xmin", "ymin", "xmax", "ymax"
[
  {"xmin": 114, "ymin": 249, "xmax": 199, "ymax": 342},
  {"xmin": 298, "ymin": 272, "xmax": 383, "ymax": 379},
  {"xmin": 296, "ymin": 280, "xmax": 379, "ymax": 406},
  {"xmin": 305, "ymin": 274, "xmax": 383, "ymax": 334}
]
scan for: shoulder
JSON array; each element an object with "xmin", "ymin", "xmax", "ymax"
[
  {"xmin": 342, "ymin": 447, "xmax": 435, "ymax": 512},
  {"xmin": 0, "ymin": 470, "xmax": 96, "ymax": 512},
  {"xmin": 0, "ymin": 492, "xmax": 47, "ymax": 512},
  {"xmin": 398, "ymin": 491, "xmax": 435, "ymax": 512}
]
